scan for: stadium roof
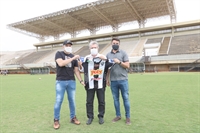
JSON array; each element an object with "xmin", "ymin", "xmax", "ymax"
[{"xmin": 7, "ymin": 0, "xmax": 176, "ymax": 41}]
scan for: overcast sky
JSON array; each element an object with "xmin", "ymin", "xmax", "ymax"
[{"xmin": 0, "ymin": 0, "xmax": 200, "ymax": 51}]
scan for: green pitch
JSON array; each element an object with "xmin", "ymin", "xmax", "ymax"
[{"xmin": 0, "ymin": 72, "xmax": 199, "ymax": 133}]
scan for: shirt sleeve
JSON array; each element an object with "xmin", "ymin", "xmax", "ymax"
[
  {"xmin": 55, "ymin": 51, "xmax": 62, "ymax": 61},
  {"xmin": 123, "ymin": 51, "xmax": 129, "ymax": 62},
  {"xmin": 74, "ymin": 59, "xmax": 78, "ymax": 67}
]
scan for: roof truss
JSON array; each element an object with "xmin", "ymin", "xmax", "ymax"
[{"xmin": 7, "ymin": 0, "xmax": 177, "ymax": 41}]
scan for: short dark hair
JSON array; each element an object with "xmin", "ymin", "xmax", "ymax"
[{"xmin": 111, "ymin": 37, "xmax": 120, "ymax": 42}]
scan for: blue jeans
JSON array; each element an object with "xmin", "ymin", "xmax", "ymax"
[
  {"xmin": 110, "ymin": 79, "xmax": 130, "ymax": 118},
  {"xmin": 54, "ymin": 80, "xmax": 76, "ymax": 120}
]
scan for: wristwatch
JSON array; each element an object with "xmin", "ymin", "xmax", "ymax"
[{"xmin": 80, "ymin": 80, "xmax": 83, "ymax": 83}]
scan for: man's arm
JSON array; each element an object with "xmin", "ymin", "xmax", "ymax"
[
  {"xmin": 113, "ymin": 58, "xmax": 130, "ymax": 69},
  {"xmin": 56, "ymin": 55, "xmax": 80, "ymax": 67},
  {"xmin": 97, "ymin": 54, "xmax": 107, "ymax": 60},
  {"xmin": 74, "ymin": 67, "xmax": 85, "ymax": 86},
  {"xmin": 119, "ymin": 61, "xmax": 130, "ymax": 69},
  {"xmin": 77, "ymin": 60, "xmax": 84, "ymax": 72},
  {"xmin": 106, "ymin": 69, "xmax": 110, "ymax": 86},
  {"xmin": 121, "ymin": 51, "xmax": 130, "ymax": 69}
]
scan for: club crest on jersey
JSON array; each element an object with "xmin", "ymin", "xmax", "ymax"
[
  {"xmin": 101, "ymin": 62, "xmax": 104, "ymax": 66},
  {"xmin": 90, "ymin": 69, "xmax": 102, "ymax": 76}
]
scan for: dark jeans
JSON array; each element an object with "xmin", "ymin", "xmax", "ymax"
[{"xmin": 86, "ymin": 87, "xmax": 105, "ymax": 119}]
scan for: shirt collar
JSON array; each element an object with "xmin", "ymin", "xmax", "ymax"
[
  {"xmin": 89, "ymin": 53, "xmax": 100, "ymax": 57},
  {"xmin": 111, "ymin": 49, "xmax": 120, "ymax": 54}
]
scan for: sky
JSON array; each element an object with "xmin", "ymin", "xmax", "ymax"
[{"xmin": 0, "ymin": 0, "xmax": 200, "ymax": 52}]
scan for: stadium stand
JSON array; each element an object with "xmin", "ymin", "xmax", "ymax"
[
  {"xmin": 99, "ymin": 42, "xmax": 110, "ymax": 54},
  {"xmin": 74, "ymin": 46, "xmax": 90, "ymax": 57},
  {"xmin": 36, "ymin": 44, "xmax": 85, "ymax": 64},
  {"xmin": 120, "ymin": 39, "xmax": 139, "ymax": 57},
  {"xmin": 145, "ymin": 38, "xmax": 163, "ymax": 44},
  {"xmin": 168, "ymin": 33, "xmax": 200, "ymax": 55},
  {"xmin": 131, "ymin": 39, "xmax": 146, "ymax": 56},
  {"xmin": 100, "ymin": 43, "xmax": 113, "ymax": 55},
  {"xmin": 36, "ymin": 49, "xmax": 58, "ymax": 64},
  {"xmin": 1, "ymin": 50, "xmax": 35, "ymax": 65},
  {"xmin": 12, "ymin": 51, "xmax": 35, "ymax": 64},
  {"xmin": 158, "ymin": 36, "xmax": 171, "ymax": 55},
  {"xmin": 1, "ymin": 0, "xmax": 200, "ymax": 73},
  {"xmin": 16, "ymin": 50, "xmax": 53, "ymax": 64},
  {"xmin": 100, "ymin": 38, "xmax": 139, "ymax": 56}
]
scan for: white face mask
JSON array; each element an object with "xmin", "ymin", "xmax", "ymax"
[
  {"xmin": 90, "ymin": 48, "xmax": 98, "ymax": 55},
  {"xmin": 64, "ymin": 47, "xmax": 72, "ymax": 53}
]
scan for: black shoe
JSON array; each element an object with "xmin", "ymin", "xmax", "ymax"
[
  {"xmin": 86, "ymin": 118, "xmax": 93, "ymax": 125},
  {"xmin": 99, "ymin": 117, "xmax": 104, "ymax": 124}
]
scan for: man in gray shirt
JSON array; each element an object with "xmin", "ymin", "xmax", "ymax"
[{"xmin": 106, "ymin": 37, "xmax": 131, "ymax": 125}]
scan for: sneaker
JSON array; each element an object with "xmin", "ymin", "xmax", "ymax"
[
  {"xmin": 71, "ymin": 116, "xmax": 81, "ymax": 125},
  {"xmin": 126, "ymin": 118, "xmax": 131, "ymax": 125},
  {"xmin": 86, "ymin": 118, "xmax": 93, "ymax": 125},
  {"xmin": 99, "ymin": 117, "xmax": 104, "ymax": 124},
  {"xmin": 53, "ymin": 119, "xmax": 60, "ymax": 129},
  {"xmin": 112, "ymin": 116, "xmax": 121, "ymax": 123}
]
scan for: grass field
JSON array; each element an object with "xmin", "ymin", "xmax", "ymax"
[{"xmin": 0, "ymin": 72, "xmax": 200, "ymax": 133}]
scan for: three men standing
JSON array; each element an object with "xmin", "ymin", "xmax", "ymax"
[{"xmin": 53, "ymin": 38, "xmax": 131, "ymax": 129}]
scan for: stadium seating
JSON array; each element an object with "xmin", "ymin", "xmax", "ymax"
[
  {"xmin": 131, "ymin": 38, "xmax": 146, "ymax": 56},
  {"xmin": 1, "ymin": 32, "xmax": 200, "ymax": 73},
  {"xmin": 36, "ymin": 44, "xmax": 85, "ymax": 64},
  {"xmin": 99, "ymin": 38, "xmax": 139, "ymax": 56},
  {"xmin": 1, "ymin": 50, "xmax": 35, "ymax": 65},
  {"xmin": 145, "ymin": 38, "xmax": 162, "ymax": 44},
  {"xmin": 158, "ymin": 36, "xmax": 171, "ymax": 55},
  {"xmin": 16, "ymin": 50, "xmax": 53, "ymax": 64},
  {"xmin": 168, "ymin": 34, "xmax": 200, "ymax": 55},
  {"xmin": 120, "ymin": 39, "xmax": 139, "ymax": 57}
]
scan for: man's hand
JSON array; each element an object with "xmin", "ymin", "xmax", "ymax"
[
  {"xmin": 106, "ymin": 80, "xmax": 110, "ymax": 86},
  {"xmin": 113, "ymin": 58, "xmax": 120, "ymax": 64},
  {"xmin": 73, "ymin": 55, "xmax": 80, "ymax": 60},
  {"xmin": 97, "ymin": 55, "xmax": 107, "ymax": 60},
  {"xmin": 78, "ymin": 60, "xmax": 82, "ymax": 66},
  {"xmin": 80, "ymin": 81, "xmax": 85, "ymax": 86}
]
